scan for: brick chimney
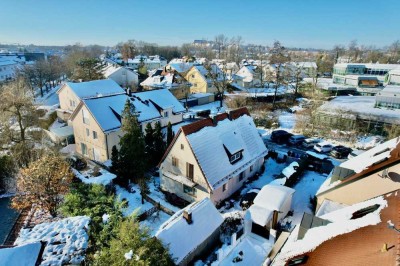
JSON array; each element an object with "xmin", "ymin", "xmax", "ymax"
[{"xmin": 183, "ymin": 210, "xmax": 192, "ymax": 224}]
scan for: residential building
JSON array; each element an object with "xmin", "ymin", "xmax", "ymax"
[
  {"xmin": 125, "ymin": 55, "xmax": 167, "ymax": 71},
  {"xmin": 271, "ymin": 193, "xmax": 397, "ymax": 266},
  {"xmin": 70, "ymin": 89, "xmax": 185, "ymax": 162},
  {"xmin": 385, "ymin": 67, "xmax": 400, "ymax": 85},
  {"xmin": 101, "ymin": 64, "xmax": 138, "ymax": 89},
  {"xmin": 289, "ymin": 62, "xmax": 317, "ymax": 78},
  {"xmin": 156, "ymin": 198, "xmax": 223, "ymax": 266},
  {"xmin": 56, "ymin": 79, "xmax": 126, "ymax": 121},
  {"xmin": 184, "ymin": 65, "xmax": 224, "ymax": 94},
  {"xmin": 159, "ymin": 107, "xmax": 268, "ymax": 204},
  {"xmin": 233, "ymin": 65, "xmax": 261, "ymax": 88},
  {"xmin": 315, "ymin": 137, "xmax": 400, "ymax": 209}
]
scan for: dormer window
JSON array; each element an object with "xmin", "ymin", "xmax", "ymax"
[{"xmin": 230, "ymin": 152, "xmax": 242, "ymax": 164}]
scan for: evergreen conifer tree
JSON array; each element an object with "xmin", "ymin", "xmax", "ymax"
[
  {"xmin": 166, "ymin": 122, "xmax": 174, "ymax": 146},
  {"xmin": 153, "ymin": 121, "xmax": 166, "ymax": 166}
]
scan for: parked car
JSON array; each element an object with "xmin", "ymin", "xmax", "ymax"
[
  {"xmin": 330, "ymin": 145, "xmax": 352, "ymax": 159},
  {"xmin": 66, "ymin": 155, "xmax": 87, "ymax": 170},
  {"xmin": 288, "ymin": 135, "xmax": 306, "ymax": 146},
  {"xmin": 313, "ymin": 142, "xmax": 333, "ymax": 153},
  {"xmin": 271, "ymin": 130, "xmax": 293, "ymax": 144},
  {"xmin": 347, "ymin": 149, "xmax": 364, "ymax": 159},
  {"xmin": 302, "ymin": 138, "xmax": 322, "ymax": 149},
  {"xmin": 240, "ymin": 188, "xmax": 260, "ymax": 210}
]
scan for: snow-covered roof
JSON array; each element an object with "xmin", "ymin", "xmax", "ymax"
[
  {"xmin": 291, "ymin": 62, "xmax": 317, "ymax": 68},
  {"xmin": 377, "ymin": 85, "xmax": 400, "ymax": 95},
  {"xmin": 80, "ymin": 93, "xmax": 161, "ymax": 132},
  {"xmin": 253, "ymin": 185, "xmax": 295, "ymax": 211},
  {"xmin": 156, "ymin": 198, "xmax": 224, "ymax": 264},
  {"xmin": 14, "ymin": 216, "xmax": 90, "ymax": 265},
  {"xmin": 0, "ymin": 60, "xmax": 17, "ymax": 66},
  {"xmin": 339, "ymin": 137, "xmax": 400, "ymax": 173},
  {"xmin": 62, "ymin": 79, "xmax": 125, "ymax": 99},
  {"xmin": 73, "ymin": 168, "xmax": 116, "ymax": 186},
  {"xmin": 185, "ymin": 114, "xmax": 268, "ymax": 189},
  {"xmin": 134, "ymin": 89, "xmax": 185, "ymax": 114},
  {"xmin": 318, "ymin": 96, "xmax": 400, "ymax": 124},
  {"xmin": 282, "ymin": 162, "xmax": 299, "ymax": 178},
  {"xmin": 315, "ymin": 199, "xmax": 348, "ymax": 217},
  {"xmin": 248, "ymin": 204, "xmax": 274, "ymax": 226},
  {"xmin": 168, "ymin": 62, "xmax": 193, "ymax": 73},
  {"xmin": 0, "ymin": 242, "xmax": 42, "ymax": 266},
  {"xmin": 273, "ymin": 196, "xmax": 388, "ymax": 265},
  {"xmin": 334, "ymin": 63, "xmax": 400, "ymax": 70}
]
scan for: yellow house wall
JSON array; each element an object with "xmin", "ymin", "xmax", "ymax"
[
  {"xmin": 316, "ymin": 162, "xmax": 400, "ymax": 210},
  {"xmin": 58, "ymin": 85, "xmax": 80, "ymax": 115}
]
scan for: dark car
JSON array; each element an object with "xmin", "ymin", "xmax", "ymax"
[
  {"xmin": 240, "ymin": 188, "xmax": 260, "ymax": 210},
  {"xmin": 66, "ymin": 155, "xmax": 87, "ymax": 170},
  {"xmin": 270, "ymin": 130, "xmax": 293, "ymax": 144},
  {"xmin": 330, "ymin": 145, "xmax": 352, "ymax": 159}
]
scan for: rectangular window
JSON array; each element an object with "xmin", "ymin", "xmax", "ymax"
[
  {"xmin": 183, "ymin": 185, "xmax": 196, "ymax": 196},
  {"xmin": 93, "ymin": 131, "xmax": 98, "ymax": 139},
  {"xmin": 181, "ymin": 144, "xmax": 184, "ymax": 150},
  {"xmin": 250, "ymin": 165, "xmax": 254, "ymax": 172},
  {"xmin": 172, "ymin": 156, "xmax": 179, "ymax": 167},
  {"xmin": 69, "ymin": 99, "xmax": 73, "ymax": 107},
  {"xmin": 239, "ymin": 172, "xmax": 245, "ymax": 182},
  {"xmin": 222, "ymin": 183, "xmax": 227, "ymax": 192},
  {"xmin": 186, "ymin": 162, "xmax": 194, "ymax": 180},
  {"xmin": 82, "ymin": 109, "xmax": 90, "ymax": 125},
  {"xmin": 230, "ymin": 152, "xmax": 242, "ymax": 164},
  {"xmin": 86, "ymin": 128, "xmax": 90, "ymax": 136},
  {"xmin": 164, "ymin": 111, "xmax": 169, "ymax": 117},
  {"xmin": 81, "ymin": 143, "xmax": 87, "ymax": 155}
]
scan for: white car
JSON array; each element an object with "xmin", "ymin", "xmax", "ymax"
[
  {"xmin": 302, "ymin": 138, "xmax": 323, "ymax": 149},
  {"xmin": 313, "ymin": 142, "xmax": 333, "ymax": 153}
]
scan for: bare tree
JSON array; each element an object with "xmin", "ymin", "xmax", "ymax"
[
  {"xmin": 118, "ymin": 40, "xmax": 137, "ymax": 62},
  {"xmin": 269, "ymin": 41, "xmax": 291, "ymax": 109},
  {"xmin": 214, "ymin": 34, "xmax": 228, "ymax": 59},
  {"xmin": 204, "ymin": 63, "xmax": 230, "ymax": 108}
]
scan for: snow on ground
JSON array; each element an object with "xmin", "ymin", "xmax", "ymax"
[
  {"xmin": 73, "ymin": 168, "xmax": 116, "ymax": 186},
  {"xmin": 59, "ymin": 144, "xmax": 76, "ymax": 155},
  {"xmin": 277, "ymin": 111, "xmax": 296, "ymax": 132},
  {"xmin": 34, "ymin": 85, "xmax": 61, "ymax": 107},
  {"xmin": 184, "ymin": 101, "xmax": 227, "ymax": 119},
  {"xmin": 355, "ymin": 135, "xmax": 384, "ymax": 150},
  {"xmin": 290, "ymin": 171, "xmax": 328, "ymax": 226},
  {"xmin": 15, "ymin": 216, "xmax": 90, "ymax": 266},
  {"xmin": 115, "ymin": 185, "xmax": 153, "ymax": 217}
]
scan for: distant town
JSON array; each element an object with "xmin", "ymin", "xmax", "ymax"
[{"xmin": 0, "ymin": 34, "xmax": 400, "ymax": 266}]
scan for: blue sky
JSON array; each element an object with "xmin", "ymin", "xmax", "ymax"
[{"xmin": 1, "ymin": 0, "xmax": 399, "ymax": 49}]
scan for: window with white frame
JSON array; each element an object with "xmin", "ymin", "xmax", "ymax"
[
  {"xmin": 93, "ymin": 131, "xmax": 98, "ymax": 139},
  {"xmin": 86, "ymin": 128, "xmax": 90, "ymax": 136},
  {"xmin": 82, "ymin": 109, "xmax": 90, "ymax": 125}
]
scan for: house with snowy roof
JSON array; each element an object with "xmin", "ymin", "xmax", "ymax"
[
  {"xmin": 100, "ymin": 64, "xmax": 138, "ymax": 89},
  {"xmin": 56, "ymin": 79, "xmax": 126, "ymax": 121},
  {"xmin": 159, "ymin": 107, "xmax": 268, "ymax": 204},
  {"xmin": 246, "ymin": 184, "xmax": 295, "ymax": 239},
  {"xmin": 271, "ymin": 192, "xmax": 396, "ymax": 266},
  {"xmin": 316, "ymin": 137, "xmax": 400, "ymax": 210},
  {"xmin": 233, "ymin": 65, "xmax": 262, "ymax": 88},
  {"xmin": 184, "ymin": 64, "xmax": 224, "ymax": 94},
  {"xmin": 156, "ymin": 198, "xmax": 224, "ymax": 266},
  {"xmin": 70, "ymin": 89, "xmax": 185, "ymax": 162},
  {"xmin": 0, "ymin": 242, "xmax": 45, "ymax": 265},
  {"xmin": 0, "ymin": 59, "xmax": 18, "ymax": 82}
]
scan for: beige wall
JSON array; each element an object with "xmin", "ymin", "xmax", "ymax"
[
  {"xmin": 73, "ymin": 105, "xmax": 109, "ymax": 162},
  {"xmin": 160, "ymin": 133, "xmax": 211, "ymax": 202},
  {"xmin": 316, "ymin": 162, "xmax": 400, "ymax": 210},
  {"xmin": 58, "ymin": 85, "xmax": 80, "ymax": 119},
  {"xmin": 185, "ymin": 68, "xmax": 217, "ymax": 94}
]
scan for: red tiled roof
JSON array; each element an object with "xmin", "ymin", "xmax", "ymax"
[
  {"xmin": 290, "ymin": 192, "xmax": 400, "ymax": 266},
  {"xmin": 215, "ymin": 113, "xmax": 229, "ymax": 122},
  {"xmin": 181, "ymin": 118, "xmax": 214, "ymax": 135},
  {"xmin": 229, "ymin": 107, "xmax": 250, "ymax": 120}
]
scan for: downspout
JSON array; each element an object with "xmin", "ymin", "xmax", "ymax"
[{"xmin": 105, "ymin": 133, "xmax": 109, "ymax": 160}]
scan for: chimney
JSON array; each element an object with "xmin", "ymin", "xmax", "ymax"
[
  {"xmin": 126, "ymin": 88, "xmax": 131, "ymax": 96},
  {"xmin": 209, "ymin": 114, "xmax": 217, "ymax": 125},
  {"xmin": 228, "ymin": 110, "xmax": 233, "ymax": 120},
  {"xmin": 183, "ymin": 210, "xmax": 192, "ymax": 224}
]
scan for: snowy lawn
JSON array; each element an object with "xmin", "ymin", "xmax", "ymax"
[
  {"xmin": 115, "ymin": 185, "xmax": 153, "ymax": 217},
  {"xmin": 290, "ymin": 171, "xmax": 328, "ymax": 225},
  {"xmin": 148, "ymin": 177, "xmax": 181, "ymax": 213}
]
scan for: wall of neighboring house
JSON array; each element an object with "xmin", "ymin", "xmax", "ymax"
[
  {"xmin": 159, "ymin": 107, "xmax": 183, "ymax": 127},
  {"xmin": 73, "ymin": 105, "xmax": 109, "ymax": 162},
  {"xmin": 109, "ymin": 68, "xmax": 138, "ymax": 88},
  {"xmin": 160, "ymin": 133, "xmax": 211, "ymax": 203},
  {"xmin": 316, "ymin": 162, "xmax": 400, "ymax": 209},
  {"xmin": 57, "ymin": 85, "xmax": 80, "ymax": 120},
  {"xmin": 211, "ymin": 157, "xmax": 264, "ymax": 204},
  {"xmin": 185, "ymin": 68, "xmax": 208, "ymax": 94}
]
